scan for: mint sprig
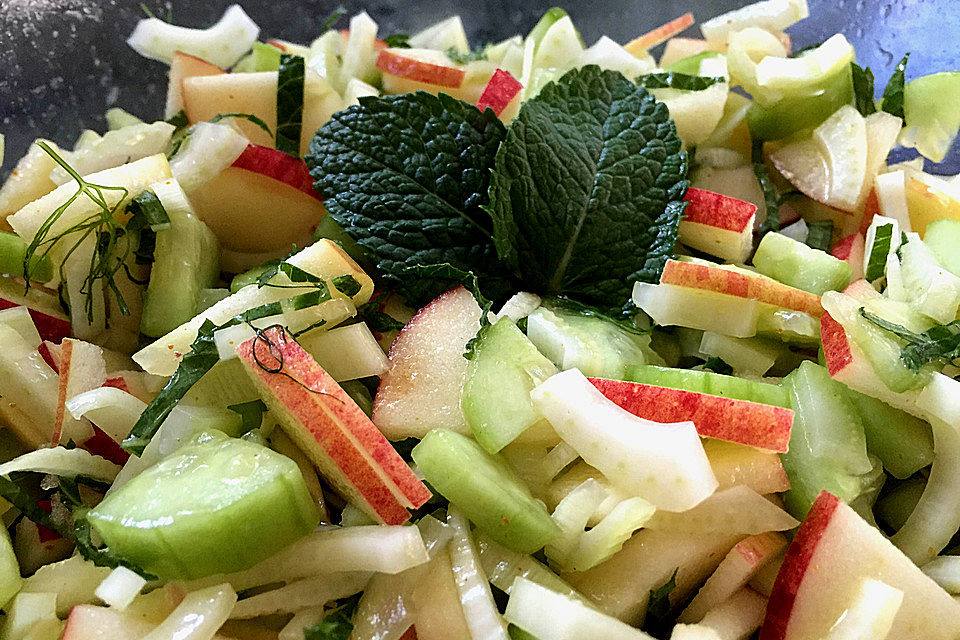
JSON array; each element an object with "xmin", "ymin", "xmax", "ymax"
[{"xmin": 488, "ymin": 65, "xmax": 688, "ymax": 307}]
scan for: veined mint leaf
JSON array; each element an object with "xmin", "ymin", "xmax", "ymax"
[
  {"xmin": 880, "ymin": 54, "xmax": 910, "ymax": 119},
  {"xmin": 487, "ymin": 65, "xmax": 688, "ymax": 308},
  {"xmin": 306, "ymin": 92, "xmax": 508, "ymax": 305}
]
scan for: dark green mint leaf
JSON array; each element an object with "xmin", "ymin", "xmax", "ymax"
[
  {"xmin": 211, "ymin": 112, "xmax": 273, "ymax": 137},
  {"xmin": 227, "ymin": 399, "xmax": 269, "ymax": 434},
  {"xmin": 880, "ymin": 54, "xmax": 910, "ymax": 119},
  {"xmin": 383, "ymin": 34, "xmax": 411, "ymax": 48},
  {"xmin": 644, "ymin": 568, "xmax": 679, "ymax": 635},
  {"xmin": 164, "ymin": 110, "xmax": 189, "ymax": 130},
  {"xmin": 850, "ymin": 63, "xmax": 878, "ymax": 116},
  {"xmin": 703, "ymin": 356, "xmax": 733, "ymax": 375},
  {"xmin": 487, "ymin": 65, "xmax": 687, "ymax": 309},
  {"xmin": 332, "ymin": 274, "xmax": 362, "ymax": 298},
  {"xmin": 636, "ymin": 72, "xmax": 726, "ymax": 91},
  {"xmin": 358, "ymin": 303, "xmax": 405, "ymax": 333},
  {"xmin": 303, "ymin": 594, "xmax": 361, "ymax": 640},
  {"xmin": 321, "ymin": 6, "xmax": 347, "ymax": 33},
  {"xmin": 805, "ymin": 220, "xmax": 834, "ymax": 252},
  {"xmin": 277, "ymin": 54, "xmax": 305, "ymax": 156},
  {"xmin": 306, "ymin": 91, "xmax": 508, "ymax": 306},
  {"xmin": 861, "ymin": 308, "xmax": 960, "ymax": 371},
  {"xmin": 752, "ymin": 138, "xmax": 780, "ymax": 233}
]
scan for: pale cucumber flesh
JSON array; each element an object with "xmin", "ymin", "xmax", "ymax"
[
  {"xmin": 411, "ymin": 429, "xmax": 559, "ymax": 555},
  {"xmin": 753, "ymin": 231, "xmax": 852, "ymax": 295},
  {"xmin": 462, "ymin": 318, "xmax": 558, "ymax": 453}
]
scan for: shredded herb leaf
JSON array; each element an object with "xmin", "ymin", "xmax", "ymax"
[
  {"xmin": 850, "ymin": 63, "xmax": 877, "ymax": 116},
  {"xmin": 306, "ymin": 91, "xmax": 510, "ymax": 305},
  {"xmin": 805, "ymin": 220, "xmax": 834, "ymax": 252},
  {"xmin": 303, "ymin": 594, "xmax": 361, "ymax": 640},
  {"xmin": 321, "ymin": 6, "xmax": 347, "ymax": 33},
  {"xmin": 636, "ymin": 72, "xmax": 726, "ymax": 91},
  {"xmin": 331, "ymin": 274, "xmax": 362, "ymax": 298},
  {"xmin": 125, "ymin": 190, "xmax": 170, "ymax": 267},
  {"xmin": 880, "ymin": 54, "xmax": 910, "ymax": 119},
  {"xmin": 227, "ymin": 399, "xmax": 269, "ymax": 434},
  {"xmin": 276, "ymin": 54, "xmax": 305, "ymax": 156},
  {"xmin": 358, "ymin": 301, "xmax": 405, "ymax": 333},
  {"xmin": 446, "ymin": 46, "xmax": 486, "ymax": 65},
  {"xmin": 865, "ymin": 222, "xmax": 895, "ymax": 282},
  {"xmin": 164, "ymin": 110, "xmax": 189, "ymax": 130},
  {"xmin": 703, "ymin": 356, "xmax": 734, "ymax": 375},
  {"xmin": 383, "ymin": 34, "xmax": 411, "ymax": 48},
  {"xmin": 644, "ymin": 569, "xmax": 679, "ymax": 634},
  {"xmin": 752, "ymin": 139, "xmax": 780, "ymax": 234},
  {"xmin": 210, "ymin": 112, "xmax": 273, "ymax": 137},
  {"xmin": 860, "ymin": 308, "xmax": 960, "ymax": 371},
  {"xmin": 488, "ymin": 65, "xmax": 688, "ymax": 309}
]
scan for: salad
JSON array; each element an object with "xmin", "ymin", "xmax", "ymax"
[{"xmin": 1, "ymin": 0, "xmax": 960, "ymax": 638}]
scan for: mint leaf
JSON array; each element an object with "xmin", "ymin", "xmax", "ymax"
[
  {"xmin": 851, "ymin": 63, "xmax": 877, "ymax": 116},
  {"xmin": 383, "ymin": 34, "xmax": 411, "ymax": 48},
  {"xmin": 306, "ymin": 92, "xmax": 509, "ymax": 305},
  {"xmin": 277, "ymin": 54, "xmax": 305, "ymax": 156},
  {"xmin": 805, "ymin": 220, "xmax": 833, "ymax": 252},
  {"xmin": 636, "ymin": 72, "xmax": 725, "ymax": 91},
  {"xmin": 703, "ymin": 356, "xmax": 733, "ymax": 375},
  {"xmin": 227, "ymin": 399, "xmax": 269, "ymax": 434},
  {"xmin": 487, "ymin": 66, "xmax": 687, "ymax": 308},
  {"xmin": 861, "ymin": 308, "xmax": 960, "ymax": 371},
  {"xmin": 752, "ymin": 139, "xmax": 780, "ymax": 233},
  {"xmin": 880, "ymin": 54, "xmax": 910, "ymax": 119}
]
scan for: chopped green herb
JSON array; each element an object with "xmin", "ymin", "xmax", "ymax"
[
  {"xmin": 321, "ymin": 6, "xmax": 347, "ymax": 33},
  {"xmin": 164, "ymin": 110, "xmax": 190, "ymax": 130},
  {"xmin": 445, "ymin": 46, "xmax": 486, "ymax": 65},
  {"xmin": 703, "ymin": 356, "xmax": 734, "ymax": 375},
  {"xmin": 880, "ymin": 54, "xmax": 910, "ymax": 119},
  {"xmin": 276, "ymin": 54, "xmax": 305, "ymax": 156},
  {"xmin": 383, "ymin": 34, "xmax": 411, "ymax": 48},
  {"xmin": 227, "ymin": 399, "xmax": 269, "ymax": 434},
  {"xmin": 303, "ymin": 594, "xmax": 361, "ymax": 640},
  {"xmin": 358, "ymin": 302, "xmax": 405, "ymax": 333},
  {"xmin": 644, "ymin": 569, "xmax": 679, "ymax": 635},
  {"xmin": 331, "ymin": 274, "xmax": 362, "ymax": 298},
  {"xmin": 124, "ymin": 190, "xmax": 170, "ymax": 267},
  {"xmin": 636, "ymin": 72, "xmax": 726, "ymax": 91},
  {"xmin": 850, "ymin": 63, "xmax": 877, "ymax": 116},
  {"xmin": 210, "ymin": 112, "xmax": 273, "ymax": 137},
  {"xmin": 488, "ymin": 66, "xmax": 688, "ymax": 309},
  {"xmin": 865, "ymin": 223, "xmax": 894, "ymax": 282},
  {"xmin": 306, "ymin": 91, "xmax": 509, "ymax": 305},
  {"xmin": 752, "ymin": 139, "xmax": 780, "ymax": 233},
  {"xmin": 861, "ymin": 308, "xmax": 960, "ymax": 372},
  {"xmin": 805, "ymin": 220, "xmax": 834, "ymax": 252}
]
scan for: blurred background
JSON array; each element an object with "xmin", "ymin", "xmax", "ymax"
[{"xmin": 2, "ymin": 0, "xmax": 958, "ymax": 174}]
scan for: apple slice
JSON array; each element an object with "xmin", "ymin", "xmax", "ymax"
[
  {"xmin": 831, "ymin": 232, "xmax": 865, "ymax": 282},
  {"xmin": 659, "ymin": 38, "xmax": 724, "ymax": 68},
  {"xmin": 759, "ymin": 491, "xmax": 960, "ymax": 640},
  {"xmin": 187, "ymin": 143, "xmax": 325, "ymax": 253},
  {"xmin": 632, "ymin": 282, "xmax": 761, "ymax": 338},
  {"xmin": 680, "ymin": 532, "xmax": 787, "ymax": 623},
  {"xmin": 164, "ymin": 51, "xmax": 225, "ymax": 119},
  {"xmin": 53, "ymin": 339, "xmax": 105, "ymax": 445},
  {"xmin": 590, "ymin": 377, "xmax": 793, "ymax": 453},
  {"xmin": 679, "ymin": 588, "xmax": 769, "ymax": 640},
  {"xmin": 531, "ymin": 369, "xmax": 718, "ymax": 512},
  {"xmin": 659, "ymin": 259, "xmax": 824, "ymax": 317},
  {"xmin": 703, "ymin": 439, "xmax": 791, "ymax": 495},
  {"xmin": 372, "ymin": 286, "xmax": 482, "ymax": 440},
  {"xmin": 476, "ymin": 69, "xmax": 523, "ymax": 118},
  {"xmin": 644, "ymin": 486, "xmax": 798, "ymax": 535},
  {"xmin": 377, "ymin": 47, "xmax": 465, "ymax": 89},
  {"xmin": 624, "ymin": 13, "xmax": 696, "ymax": 56},
  {"xmin": 565, "ymin": 526, "xmax": 745, "ymax": 625},
  {"xmin": 679, "ymin": 188, "xmax": 757, "ymax": 263},
  {"xmin": 236, "ymin": 326, "xmax": 431, "ymax": 525}
]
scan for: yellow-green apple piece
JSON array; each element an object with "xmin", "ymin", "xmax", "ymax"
[{"xmin": 236, "ymin": 326, "xmax": 431, "ymax": 525}]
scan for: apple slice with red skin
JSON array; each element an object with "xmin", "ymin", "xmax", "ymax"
[
  {"xmin": 373, "ymin": 286, "xmax": 482, "ymax": 440},
  {"xmin": 760, "ymin": 491, "xmax": 960, "ymax": 640},
  {"xmin": 679, "ymin": 187, "xmax": 758, "ymax": 263},
  {"xmin": 477, "ymin": 69, "xmax": 523, "ymax": 117},
  {"xmin": 0, "ymin": 278, "xmax": 71, "ymax": 344},
  {"xmin": 831, "ymin": 232, "xmax": 865, "ymax": 282},
  {"xmin": 165, "ymin": 51, "xmax": 225, "ymax": 119},
  {"xmin": 52, "ymin": 338, "xmax": 103, "ymax": 445},
  {"xmin": 375, "ymin": 48, "xmax": 465, "ymax": 88},
  {"xmin": 237, "ymin": 326, "xmax": 431, "ymax": 525},
  {"xmin": 590, "ymin": 377, "xmax": 793, "ymax": 453},
  {"xmin": 660, "ymin": 259, "xmax": 824, "ymax": 317},
  {"xmin": 187, "ymin": 144, "xmax": 326, "ymax": 254},
  {"xmin": 624, "ymin": 13, "xmax": 695, "ymax": 55}
]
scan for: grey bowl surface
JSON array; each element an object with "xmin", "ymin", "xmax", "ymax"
[{"xmin": 1, "ymin": 0, "xmax": 958, "ymax": 174}]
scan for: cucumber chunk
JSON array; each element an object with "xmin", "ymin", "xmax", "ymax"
[
  {"xmin": 624, "ymin": 363, "xmax": 790, "ymax": 407},
  {"xmin": 87, "ymin": 430, "xmax": 318, "ymax": 580},
  {"xmin": 753, "ymin": 232, "xmax": 851, "ymax": 295},
  {"xmin": 527, "ymin": 8, "xmax": 569, "ymax": 54},
  {"xmin": 923, "ymin": 218, "xmax": 960, "ymax": 278},
  {"xmin": 462, "ymin": 318, "xmax": 558, "ymax": 453},
  {"xmin": 781, "ymin": 362, "xmax": 876, "ymax": 518},
  {"xmin": 526, "ymin": 304, "xmax": 660, "ymax": 379},
  {"xmin": 845, "ymin": 388, "xmax": 934, "ymax": 480},
  {"xmin": 140, "ymin": 181, "xmax": 220, "ymax": 338},
  {"xmin": 903, "ymin": 71, "xmax": 960, "ymax": 163},
  {"xmin": 412, "ymin": 429, "xmax": 559, "ymax": 554},
  {"xmin": 747, "ymin": 62, "xmax": 853, "ymax": 141},
  {"xmin": 0, "ymin": 231, "xmax": 53, "ymax": 282}
]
